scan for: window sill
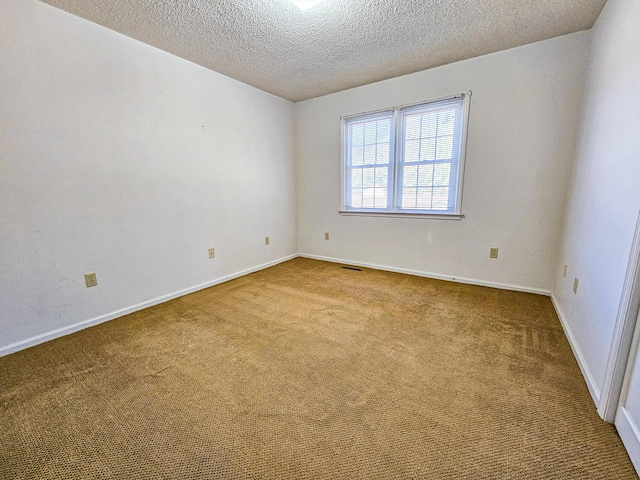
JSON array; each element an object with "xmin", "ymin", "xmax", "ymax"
[{"xmin": 338, "ymin": 210, "xmax": 464, "ymax": 220}]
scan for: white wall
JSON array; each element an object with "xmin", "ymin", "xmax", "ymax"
[
  {"xmin": 0, "ymin": 0, "xmax": 297, "ymax": 353},
  {"xmin": 296, "ymin": 32, "xmax": 590, "ymax": 294},
  {"xmin": 553, "ymin": 0, "xmax": 640, "ymax": 404}
]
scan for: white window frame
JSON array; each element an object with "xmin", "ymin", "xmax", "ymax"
[{"xmin": 340, "ymin": 92, "xmax": 471, "ymax": 219}]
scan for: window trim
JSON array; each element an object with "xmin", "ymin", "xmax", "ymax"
[
  {"xmin": 340, "ymin": 92, "xmax": 471, "ymax": 218},
  {"xmin": 337, "ymin": 210, "xmax": 464, "ymax": 220}
]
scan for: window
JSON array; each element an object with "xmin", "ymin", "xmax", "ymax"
[{"xmin": 341, "ymin": 93, "xmax": 471, "ymax": 218}]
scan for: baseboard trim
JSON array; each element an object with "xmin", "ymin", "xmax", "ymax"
[
  {"xmin": 299, "ymin": 253, "xmax": 551, "ymax": 296},
  {"xmin": 0, "ymin": 254, "xmax": 298, "ymax": 358},
  {"xmin": 615, "ymin": 407, "xmax": 640, "ymax": 475},
  {"xmin": 0, "ymin": 253, "xmax": 557, "ymax": 357},
  {"xmin": 550, "ymin": 293, "xmax": 602, "ymax": 407}
]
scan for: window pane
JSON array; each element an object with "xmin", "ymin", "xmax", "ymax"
[
  {"xmin": 418, "ymin": 164, "xmax": 434, "ymax": 187},
  {"xmin": 405, "ymin": 139, "xmax": 420, "ymax": 163},
  {"xmin": 351, "ymin": 169, "xmax": 363, "ymax": 188},
  {"xmin": 420, "ymin": 138, "xmax": 436, "ymax": 161},
  {"xmin": 350, "ymin": 166, "xmax": 389, "ymax": 209},
  {"xmin": 416, "ymin": 187, "xmax": 433, "ymax": 209},
  {"xmin": 376, "ymin": 143, "xmax": 390, "ymax": 165},
  {"xmin": 433, "ymin": 163, "xmax": 451, "ymax": 186},
  {"xmin": 377, "ymin": 120, "xmax": 391, "ymax": 143},
  {"xmin": 398, "ymin": 104, "xmax": 459, "ymax": 211},
  {"xmin": 403, "ymin": 165, "xmax": 418, "ymax": 188},
  {"xmin": 364, "ymin": 122, "xmax": 377, "ymax": 145},
  {"xmin": 362, "ymin": 188, "xmax": 384, "ymax": 208},
  {"xmin": 362, "ymin": 167, "xmax": 375, "ymax": 188},
  {"xmin": 437, "ymin": 110, "xmax": 456, "ymax": 136},
  {"xmin": 351, "ymin": 124, "xmax": 364, "ymax": 146},
  {"xmin": 374, "ymin": 167, "xmax": 388, "ymax": 187},
  {"xmin": 405, "ymin": 115, "xmax": 421, "ymax": 140},
  {"xmin": 432, "ymin": 187, "xmax": 450, "ymax": 210},
  {"xmin": 364, "ymin": 144, "xmax": 376, "ymax": 165},
  {"xmin": 374, "ymin": 189, "xmax": 388, "ymax": 208},
  {"xmin": 351, "ymin": 146, "xmax": 364, "ymax": 166},
  {"xmin": 352, "ymin": 118, "xmax": 391, "ymax": 170},
  {"xmin": 402, "ymin": 187, "xmax": 417, "ymax": 209},
  {"xmin": 436, "ymin": 135, "xmax": 454, "ymax": 160},
  {"xmin": 421, "ymin": 113, "xmax": 438, "ymax": 137},
  {"xmin": 351, "ymin": 188, "xmax": 363, "ymax": 208},
  {"xmin": 362, "ymin": 188, "xmax": 374, "ymax": 208}
]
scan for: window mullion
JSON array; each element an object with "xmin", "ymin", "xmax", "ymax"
[
  {"xmin": 391, "ymin": 108, "xmax": 402, "ymax": 211},
  {"xmin": 448, "ymin": 113, "xmax": 460, "ymax": 212}
]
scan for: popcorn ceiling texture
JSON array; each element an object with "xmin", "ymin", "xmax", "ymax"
[{"xmin": 38, "ymin": 0, "xmax": 606, "ymax": 102}]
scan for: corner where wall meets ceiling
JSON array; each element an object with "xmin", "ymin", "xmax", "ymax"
[{"xmin": 37, "ymin": 0, "xmax": 606, "ymax": 102}]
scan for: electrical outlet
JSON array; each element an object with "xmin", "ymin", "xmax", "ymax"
[
  {"xmin": 489, "ymin": 248, "xmax": 499, "ymax": 259},
  {"xmin": 325, "ymin": 232, "xmax": 330, "ymax": 240},
  {"xmin": 208, "ymin": 248, "xmax": 215, "ymax": 259},
  {"xmin": 84, "ymin": 272, "xmax": 98, "ymax": 288},
  {"xmin": 563, "ymin": 265, "xmax": 568, "ymax": 278},
  {"xmin": 573, "ymin": 277, "xmax": 579, "ymax": 294},
  {"xmin": 265, "ymin": 236, "xmax": 270, "ymax": 246}
]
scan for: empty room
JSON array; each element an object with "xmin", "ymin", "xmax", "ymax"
[{"xmin": 2, "ymin": 0, "xmax": 640, "ymax": 478}]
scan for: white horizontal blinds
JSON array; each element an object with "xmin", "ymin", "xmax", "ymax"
[
  {"xmin": 346, "ymin": 112, "xmax": 393, "ymax": 210},
  {"xmin": 342, "ymin": 93, "xmax": 469, "ymax": 216},
  {"xmin": 398, "ymin": 97, "xmax": 464, "ymax": 213}
]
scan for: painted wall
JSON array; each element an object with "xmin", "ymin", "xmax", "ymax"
[
  {"xmin": 0, "ymin": 0, "xmax": 297, "ymax": 352},
  {"xmin": 552, "ymin": 0, "xmax": 640, "ymax": 404},
  {"xmin": 295, "ymin": 32, "xmax": 590, "ymax": 294}
]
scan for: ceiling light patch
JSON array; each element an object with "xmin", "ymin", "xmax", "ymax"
[{"xmin": 289, "ymin": 0, "xmax": 325, "ymax": 11}]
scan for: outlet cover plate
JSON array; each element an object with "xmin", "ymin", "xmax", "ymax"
[{"xmin": 84, "ymin": 272, "xmax": 98, "ymax": 288}]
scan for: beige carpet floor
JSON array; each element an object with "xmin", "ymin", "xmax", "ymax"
[{"xmin": 0, "ymin": 258, "xmax": 637, "ymax": 479}]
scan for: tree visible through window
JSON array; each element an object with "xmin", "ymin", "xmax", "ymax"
[{"xmin": 342, "ymin": 94, "xmax": 470, "ymax": 216}]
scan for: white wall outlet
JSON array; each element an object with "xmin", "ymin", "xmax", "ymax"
[
  {"xmin": 489, "ymin": 248, "xmax": 499, "ymax": 259},
  {"xmin": 573, "ymin": 277, "xmax": 579, "ymax": 294},
  {"xmin": 265, "ymin": 236, "xmax": 270, "ymax": 246},
  {"xmin": 208, "ymin": 248, "xmax": 215, "ymax": 259},
  {"xmin": 325, "ymin": 232, "xmax": 330, "ymax": 240},
  {"xmin": 84, "ymin": 272, "xmax": 98, "ymax": 288},
  {"xmin": 563, "ymin": 264, "xmax": 568, "ymax": 278}
]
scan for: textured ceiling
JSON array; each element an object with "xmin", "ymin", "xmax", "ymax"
[{"xmin": 38, "ymin": 0, "xmax": 606, "ymax": 102}]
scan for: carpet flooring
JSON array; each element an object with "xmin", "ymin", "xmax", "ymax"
[{"xmin": 0, "ymin": 258, "xmax": 637, "ymax": 479}]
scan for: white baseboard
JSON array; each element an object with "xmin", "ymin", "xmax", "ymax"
[
  {"xmin": 0, "ymin": 253, "xmax": 558, "ymax": 358},
  {"xmin": 616, "ymin": 407, "xmax": 640, "ymax": 475},
  {"xmin": 550, "ymin": 293, "xmax": 602, "ymax": 407},
  {"xmin": 299, "ymin": 253, "xmax": 551, "ymax": 296},
  {"xmin": 0, "ymin": 254, "xmax": 298, "ymax": 358}
]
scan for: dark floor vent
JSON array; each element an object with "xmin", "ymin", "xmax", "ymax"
[{"xmin": 341, "ymin": 266, "xmax": 362, "ymax": 271}]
